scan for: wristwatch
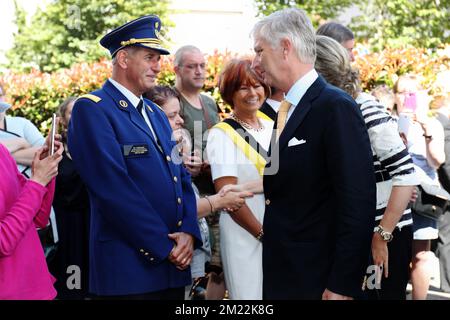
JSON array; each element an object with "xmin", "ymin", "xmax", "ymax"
[{"xmin": 374, "ymin": 225, "xmax": 393, "ymax": 242}]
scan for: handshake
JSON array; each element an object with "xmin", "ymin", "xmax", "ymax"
[{"xmin": 213, "ymin": 179, "xmax": 264, "ymax": 213}]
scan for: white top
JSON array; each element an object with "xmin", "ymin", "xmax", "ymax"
[
  {"xmin": 206, "ymin": 118, "xmax": 273, "ymax": 299},
  {"xmin": 285, "ymin": 69, "xmax": 318, "ymax": 121},
  {"xmin": 0, "ymin": 115, "xmax": 45, "ymax": 175},
  {"xmin": 265, "ymin": 98, "xmax": 281, "ymax": 113},
  {"xmin": 109, "ymin": 78, "xmax": 158, "ymax": 142},
  {"xmin": 356, "ymin": 92, "xmax": 419, "ymax": 229}
]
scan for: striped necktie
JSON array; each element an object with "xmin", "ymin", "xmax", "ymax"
[{"xmin": 276, "ymin": 100, "xmax": 292, "ymax": 140}]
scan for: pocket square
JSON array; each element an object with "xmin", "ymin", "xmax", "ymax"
[{"xmin": 288, "ymin": 137, "xmax": 307, "ymax": 147}]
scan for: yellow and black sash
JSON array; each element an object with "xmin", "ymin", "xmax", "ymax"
[{"xmin": 213, "ymin": 114, "xmax": 269, "ymax": 176}]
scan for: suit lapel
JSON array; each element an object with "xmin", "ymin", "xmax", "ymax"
[
  {"xmin": 278, "ymin": 76, "xmax": 326, "ymax": 151},
  {"xmin": 103, "ymin": 80, "xmax": 155, "ymax": 141}
]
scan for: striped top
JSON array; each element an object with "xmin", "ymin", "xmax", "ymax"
[{"xmin": 356, "ymin": 93, "xmax": 419, "ymax": 229}]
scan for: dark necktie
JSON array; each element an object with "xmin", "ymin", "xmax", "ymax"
[{"xmin": 137, "ymin": 99, "xmax": 144, "ymax": 118}]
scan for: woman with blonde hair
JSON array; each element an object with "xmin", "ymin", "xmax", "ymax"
[{"xmin": 315, "ymin": 35, "xmax": 419, "ymax": 300}]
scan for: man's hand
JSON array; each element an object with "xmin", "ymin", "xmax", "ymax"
[
  {"xmin": 168, "ymin": 232, "xmax": 194, "ymax": 270},
  {"xmin": 322, "ymin": 288, "xmax": 353, "ymax": 300}
]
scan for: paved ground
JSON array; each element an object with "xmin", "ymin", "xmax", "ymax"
[{"xmin": 406, "ymin": 253, "xmax": 450, "ymax": 300}]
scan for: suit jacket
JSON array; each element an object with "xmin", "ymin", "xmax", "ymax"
[
  {"xmin": 259, "ymin": 101, "xmax": 277, "ymax": 122},
  {"xmin": 68, "ymin": 80, "xmax": 202, "ymax": 296},
  {"xmin": 263, "ymin": 76, "xmax": 376, "ymax": 299}
]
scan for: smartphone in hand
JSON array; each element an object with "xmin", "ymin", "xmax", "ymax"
[
  {"xmin": 397, "ymin": 113, "xmax": 412, "ymax": 136},
  {"xmin": 403, "ymin": 92, "xmax": 417, "ymax": 113},
  {"xmin": 50, "ymin": 113, "xmax": 57, "ymax": 156}
]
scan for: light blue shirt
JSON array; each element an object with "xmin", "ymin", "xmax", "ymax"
[
  {"xmin": 285, "ymin": 69, "xmax": 318, "ymax": 122},
  {"xmin": 109, "ymin": 78, "xmax": 158, "ymax": 142}
]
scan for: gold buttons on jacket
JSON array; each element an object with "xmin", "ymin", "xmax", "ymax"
[
  {"xmin": 150, "ymin": 257, "xmax": 155, "ymax": 261},
  {"xmin": 140, "ymin": 249, "xmax": 144, "ymax": 253},
  {"xmin": 173, "ymin": 176, "xmax": 178, "ymax": 183},
  {"xmin": 166, "ymin": 155, "xmax": 171, "ymax": 162},
  {"xmin": 177, "ymin": 220, "xmax": 183, "ymax": 227},
  {"xmin": 265, "ymin": 199, "xmax": 271, "ymax": 205},
  {"xmin": 177, "ymin": 197, "xmax": 182, "ymax": 204}
]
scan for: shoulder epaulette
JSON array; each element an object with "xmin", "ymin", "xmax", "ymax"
[
  {"xmin": 153, "ymin": 103, "xmax": 163, "ymax": 111},
  {"xmin": 78, "ymin": 94, "xmax": 102, "ymax": 103}
]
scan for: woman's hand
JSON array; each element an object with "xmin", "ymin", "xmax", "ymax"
[
  {"xmin": 371, "ymin": 233, "xmax": 389, "ymax": 282},
  {"xmin": 183, "ymin": 154, "xmax": 203, "ymax": 177},
  {"xmin": 30, "ymin": 142, "xmax": 63, "ymax": 187},
  {"xmin": 410, "ymin": 187, "xmax": 418, "ymax": 203},
  {"xmin": 219, "ymin": 184, "xmax": 244, "ymax": 196},
  {"xmin": 215, "ymin": 190, "xmax": 253, "ymax": 212},
  {"xmin": 219, "ymin": 179, "xmax": 264, "ymax": 196},
  {"xmin": 40, "ymin": 117, "xmax": 62, "ymax": 160}
]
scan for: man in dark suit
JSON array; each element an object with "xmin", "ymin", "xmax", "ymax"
[
  {"xmin": 252, "ymin": 8, "xmax": 376, "ymax": 300},
  {"xmin": 68, "ymin": 15, "xmax": 201, "ymax": 299}
]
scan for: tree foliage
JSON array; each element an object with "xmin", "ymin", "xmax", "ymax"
[
  {"xmin": 254, "ymin": 0, "xmax": 450, "ymax": 50},
  {"xmin": 253, "ymin": 0, "xmax": 353, "ymax": 26},
  {"xmin": 2, "ymin": 46, "xmax": 447, "ymax": 133},
  {"xmin": 351, "ymin": 0, "xmax": 450, "ymax": 51},
  {"xmin": 6, "ymin": 0, "xmax": 172, "ymax": 72}
]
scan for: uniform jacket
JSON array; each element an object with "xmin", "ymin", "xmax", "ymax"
[
  {"xmin": 68, "ymin": 80, "xmax": 201, "ymax": 296},
  {"xmin": 263, "ymin": 76, "xmax": 376, "ymax": 299}
]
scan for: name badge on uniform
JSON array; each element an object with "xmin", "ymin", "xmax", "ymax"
[{"xmin": 123, "ymin": 144, "xmax": 149, "ymax": 157}]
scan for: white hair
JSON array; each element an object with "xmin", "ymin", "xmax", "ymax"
[{"xmin": 251, "ymin": 8, "xmax": 316, "ymax": 64}]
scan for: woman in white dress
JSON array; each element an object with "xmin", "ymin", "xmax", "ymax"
[{"xmin": 206, "ymin": 59, "xmax": 274, "ymax": 299}]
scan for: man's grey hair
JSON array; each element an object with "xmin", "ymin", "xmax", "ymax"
[
  {"xmin": 112, "ymin": 46, "xmax": 137, "ymax": 65},
  {"xmin": 174, "ymin": 45, "xmax": 202, "ymax": 67},
  {"xmin": 251, "ymin": 8, "xmax": 316, "ymax": 64}
]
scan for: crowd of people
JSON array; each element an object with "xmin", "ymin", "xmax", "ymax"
[{"xmin": 1, "ymin": 8, "xmax": 450, "ymax": 300}]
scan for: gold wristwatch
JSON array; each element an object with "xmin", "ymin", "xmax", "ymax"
[{"xmin": 374, "ymin": 225, "xmax": 393, "ymax": 242}]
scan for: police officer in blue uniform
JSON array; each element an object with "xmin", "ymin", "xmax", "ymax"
[{"xmin": 68, "ymin": 15, "xmax": 202, "ymax": 299}]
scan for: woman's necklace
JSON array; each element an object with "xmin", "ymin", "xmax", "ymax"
[{"xmin": 229, "ymin": 112, "xmax": 265, "ymax": 132}]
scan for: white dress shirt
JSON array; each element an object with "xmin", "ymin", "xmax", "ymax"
[
  {"xmin": 284, "ymin": 69, "xmax": 318, "ymax": 122},
  {"xmin": 109, "ymin": 78, "xmax": 158, "ymax": 143}
]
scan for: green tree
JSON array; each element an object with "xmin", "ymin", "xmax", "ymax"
[
  {"xmin": 350, "ymin": 0, "xmax": 450, "ymax": 51},
  {"xmin": 253, "ymin": 0, "xmax": 353, "ymax": 26},
  {"xmin": 254, "ymin": 0, "xmax": 450, "ymax": 50},
  {"xmin": 6, "ymin": 0, "xmax": 172, "ymax": 72}
]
